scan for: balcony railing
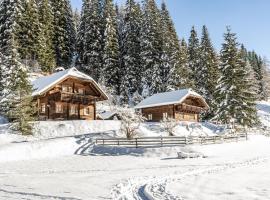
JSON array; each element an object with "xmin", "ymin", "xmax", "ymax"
[
  {"xmin": 48, "ymin": 91, "xmax": 97, "ymax": 105},
  {"xmin": 177, "ymin": 103, "xmax": 203, "ymax": 113}
]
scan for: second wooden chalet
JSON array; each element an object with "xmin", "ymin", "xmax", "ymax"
[
  {"xmin": 32, "ymin": 68, "xmax": 108, "ymax": 121},
  {"xmin": 135, "ymin": 89, "xmax": 209, "ymax": 122}
]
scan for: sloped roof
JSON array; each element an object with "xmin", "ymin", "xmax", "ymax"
[
  {"xmin": 97, "ymin": 111, "xmax": 119, "ymax": 120},
  {"xmin": 135, "ymin": 89, "xmax": 209, "ymax": 109},
  {"xmin": 31, "ymin": 67, "xmax": 108, "ymax": 99}
]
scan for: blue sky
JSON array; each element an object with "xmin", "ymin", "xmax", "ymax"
[{"xmin": 71, "ymin": 0, "xmax": 270, "ymax": 59}]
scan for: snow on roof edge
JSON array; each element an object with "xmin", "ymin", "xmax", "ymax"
[
  {"xmin": 32, "ymin": 67, "xmax": 108, "ymax": 100},
  {"xmin": 135, "ymin": 89, "xmax": 209, "ymax": 109}
]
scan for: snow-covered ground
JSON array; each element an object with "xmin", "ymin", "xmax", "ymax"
[
  {"xmin": 0, "ymin": 101, "xmax": 269, "ymax": 199},
  {"xmin": 0, "ymin": 135, "xmax": 269, "ymax": 199},
  {"xmin": 257, "ymin": 101, "xmax": 270, "ymax": 129}
]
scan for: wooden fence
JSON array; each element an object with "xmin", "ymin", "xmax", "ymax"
[{"xmin": 95, "ymin": 134, "xmax": 248, "ymax": 148}]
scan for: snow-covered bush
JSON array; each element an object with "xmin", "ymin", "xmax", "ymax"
[
  {"xmin": 160, "ymin": 118, "xmax": 179, "ymax": 136},
  {"xmin": 118, "ymin": 108, "xmax": 145, "ymax": 139}
]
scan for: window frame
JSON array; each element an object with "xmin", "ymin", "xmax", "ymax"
[
  {"xmin": 40, "ymin": 103, "xmax": 46, "ymax": 113},
  {"xmin": 55, "ymin": 103, "xmax": 63, "ymax": 113},
  {"xmin": 163, "ymin": 112, "xmax": 168, "ymax": 120},
  {"xmin": 84, "ymin": 107, "xmax": 90, "ymax": 115}
]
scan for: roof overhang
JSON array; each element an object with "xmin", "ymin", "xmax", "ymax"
[
  {"xmin": 135, "ymin": 93, "xmax": 209, "ymax": 110},
  {"xmin": 32, "ymin": 74, "xmax": 109, "ymax": 101}
]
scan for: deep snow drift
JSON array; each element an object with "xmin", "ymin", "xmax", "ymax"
[
  {"xmin": 0, "ymin": 135, "xmax": 269, "ymax": 200},
  {"xmin": 0, "ymin": 101, "xmax": 269, "ymax": 199}
]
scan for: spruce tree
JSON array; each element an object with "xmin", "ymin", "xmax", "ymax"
[
  {"xmin": 248, "ymin": 51, "xmax": 269, "ymax": 100},
  {"xmin": 78, "ymin": 0, "xmax": 103, "ymax": 80},
  {"xmin": 102, "ymin": 0, "xmax": 121, "ymax": 95},
  {"xmin": 120, "ymin": 0, "xmax": 142, "ymax": 103},
  {"xmin": 140, "ymin": 0, "xmax": 163, "ymax": 95},
  {"xmin": 160, "ymin": 1, "xmax": 180, "ymax": 91},
  {"xmin": 51, "ymin": 0, "xmax": 75, "ymax": 68},
  {"xmin": 214, "ymin": 27, "xmax": 258, "ymax": 127},
  {"xmin": 0, "ymin": 0, "xmax": 35, "ymax": 134},
  {"xmin": 175, "ymin": 39, "xmax": 194, "ymax": 89},
  {"xmin": 199, "ymin": 25, "xmax": 220, "ymax": 118},
  {"xmin": 188, "ymin": 26, "xmax": 200, "ymax": 91},
  {"xmin": 38, "ymin": 0, "xmax": 56, "ymax": 72},
  {"xmin": 18, "ymin": 0, "xmax": 40, "ymax": 68}
]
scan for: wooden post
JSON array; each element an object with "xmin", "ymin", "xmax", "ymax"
[
  {"xmin": 67, "ymin": 103, "xmax": 69, "ymax": 120},
  {"xmin": 78, "ymin": 103, "xmax": 81, "ymax": 119},
  {"xmin": 94, "ymin": 101, "xmax": 96, "ymax": 120},
  {"xmin": 37, "ymin": 98, "xmax": 40, "ymax": 119},
  {"xmin": 161, "ymin": 137, "xmax": 163, "ymax": 147},
  {"xmin": 135, "ymin": 138, "xmax": 138, "ymax": 148}
]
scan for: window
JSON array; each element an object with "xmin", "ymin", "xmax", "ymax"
[
  {"xmin": 68, "ymin": 86, "xmax": 73, "ymax": 93},
  {"xmin": 62, "ymin": 86, "xmax": 68, "ymax": 92},
  {"xmin": 84, "ymin": 107, "xmax": 90, "ymax": 115},
  {"xmin": 41, "ymin": 103, "xmax": 46, "ymax": 113},
  {"xmin": 163, "ymin": 113, "xmax": 168, "ymax": 120},
  {"xmin": 55, "ymin": 103, "xmax": 63, "ymax": 113},
  {"xmin": 78, "ymin": 88, "xmax": 84, "ymax": 94},
  {"xmin": 148, "ymin": 114, "xmax": 153, "ymax": 121},
  {"xmin": 70, "ymin": 105, "xmax": 78, "ymax": 115},
  {"xmin": 62, "ymin": 85, "xmax": 73, "ymax": 93}
]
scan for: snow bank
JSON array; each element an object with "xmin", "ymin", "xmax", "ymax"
[
  {"xmin": 138, "ymin": 122, "xmax": 223, "ymax": 137},
  {"xmin": 33, "ymin": 120, "xmax": 121, "ymax": 139},
  {"xmin": 257, "ymin": 101, "xmax": 270, "ymax": 128}
]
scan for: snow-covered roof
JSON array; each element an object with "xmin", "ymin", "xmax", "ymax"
[
  {"xmin": 97, "ymin": 111, "xmax": 119, "ymax": 120},
  {"xmin": 135, "ymin": 89, "xmax": 209, "ymax": 109},
  {"xmin": 31, "ymin": 67, "xmax": 108, "ymax": 99}
]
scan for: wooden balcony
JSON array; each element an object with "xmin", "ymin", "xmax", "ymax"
[
  {"xmin": 176, "ymin": 103, "xmax": 203, "ymax": 114},
  {"xmin": 48, "ymin": 91, "xmax": 97, "ymax": 105}
]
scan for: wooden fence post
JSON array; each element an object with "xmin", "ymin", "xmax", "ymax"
[
  {"xmin": 161, "ymin": 137, "xmax": 163, "ymax": 147},
  {"xmin": 135, "ymin": 138, "xmax": 138, "ymax": 148}
]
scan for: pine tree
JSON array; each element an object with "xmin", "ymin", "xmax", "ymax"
[
  {"xmin": 78, "ymin": 0, "xmax": 103, "ymax": 80},
  {"xmin": 140, "ymin": 0, "xmax": 162, "ymax": 95},
  {"xmin": 0, "ymin": 53, "xmax": 5, "ymax": 101},
  {"xmin": 51, "ymin": 0, "xmax": 75, "ymax": 68},
  {"xmin": 214, "ymin": 27, "xmax": 258, "ymax": 127},
  {"xmin": 7, "ymin": 59, "xmax": 36, "ymax": 135},
  {"xmin": 18, "ymin": 0, "xmax": 40, "ymax": 68},
  {"xmin": 199, "ymin": 25, "xmax": 220, "ymax": 119},
  {"xmin": 120, "ymin": 0, "xmax": 142, "ymax": 103},
  {"xmin": 37, "ymin": 0, "xmax": 56, "ymax": 72},
  {"xmin": 0, "ymin": 0, "xmax": 23, "ymax": 103},
  {"xmin": 188, "ymin": 26, "xmax": 200, "ymax": 91},
  {"xmin": 175, "ymin": 39, "xmax": 194, "ymax": 89},
  {"xmin": 102, "ymin": 0, "xmax": 121, "ymax": 95},
  {"xmin": 248, "ymin": 51, "xmax": 269, "ymax": 100},
  {"xmin": 160, "ymin": 1, "xmax": 181, "ymax": 91},
  {"xmin": 0, "ymin": 0, "xmax": 35, "ymax": 135}
]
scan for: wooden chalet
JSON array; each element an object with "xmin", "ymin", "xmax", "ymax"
[
  {"xmin": 32, "ymin": 68, "xmax": 108, "ymax": 121},
  {"xmin": 135, "ymin": 89, "xmax": 209, "ymax": 122}
]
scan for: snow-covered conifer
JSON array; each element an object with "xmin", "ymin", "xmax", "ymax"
[
  {"xmin": 199, "ymin": 25, "xmax": 220, "ymax": 119},
  {"xmin": 37, "ymin": 0, "xmax": 56, "ymax": 72},
  {"xmin": 140, "ymin": 0, "xmax": 163, "ymax": 95},
  {"xmin": 51, "ymin": 0, "xmax": 75, "ymax": 68},
  {"xmin": 187, "ymin": 26, "xmax": 200, "ymax": 90},
  {"xmin": 214, "ymin": 27, "xmax": 258, "ymax": 127},
  {"xmin": 175, "ymin": 39, "xmax": 194, "ymax": 89},
  {"xmin": 120, "ymin": 0, "xmax": 142, "ymax": 103},
  {"xmin": 102, "ymin": 0, "xmax": 121, "ymax": 95}
]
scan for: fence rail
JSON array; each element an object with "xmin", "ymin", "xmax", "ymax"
[{"xmin": 95, "ymin": 134, "xmax": 248, "ymax": 148}]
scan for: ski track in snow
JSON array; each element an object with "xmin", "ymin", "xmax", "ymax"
[{"xmin": 111, "ymin": 156, "xmax": 270, "ymax": 200}]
